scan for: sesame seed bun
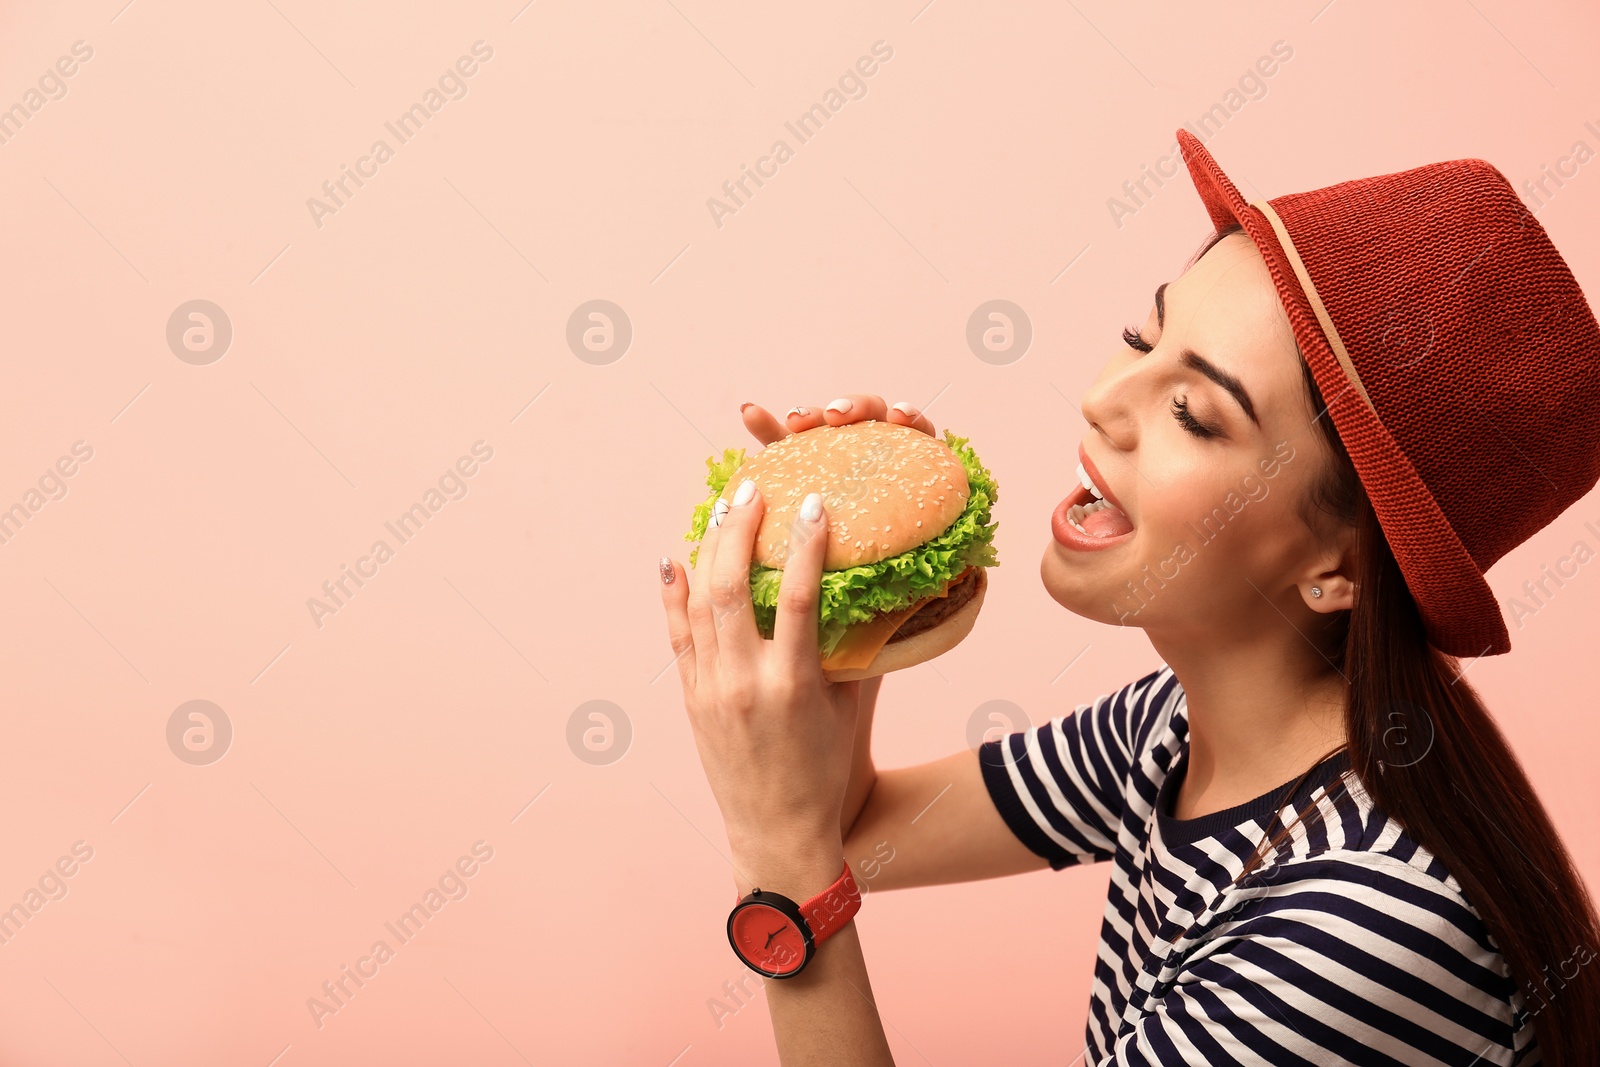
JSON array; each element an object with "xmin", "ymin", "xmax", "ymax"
[
  {"xmin": 714, "ymin": 420, "xmax": 971, "ymax": 570},
  {"xmin": 714, "ymin": 420, "xmax": 991, "ymax": 679}
]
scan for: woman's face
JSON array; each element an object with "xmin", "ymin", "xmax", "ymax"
[{"xmin": 1040, "ymin": 230, "xmax": 1341, "ymax": 647}]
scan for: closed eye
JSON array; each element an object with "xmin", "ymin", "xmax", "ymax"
[
  {"xmin": 1120, "ymin": 326, "xmax": 1221, "ymax": 439},
  {"xmin": 1171, "ymin": 396, "xmax": 1218, "ymax": 439}
]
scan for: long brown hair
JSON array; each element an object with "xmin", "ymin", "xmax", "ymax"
[{"xmin": 1199, "ymin": 222, "xmax": 1600, "ymax": 1061}]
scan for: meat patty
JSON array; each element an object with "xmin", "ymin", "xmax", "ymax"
[{"xmin": 885, "ymin": 568, "xmax": 980, "ymax": 644}]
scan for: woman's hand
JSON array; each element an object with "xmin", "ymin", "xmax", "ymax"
[
  {"xmin": 741, "ymin": 393, "xmax": 938, "ymax": 447},
  {"xmin": 659, "ymin": 480, "xmax": 862, "ymax": 882},
  {"xmin": 735, "ymin": 395, "xmax": 928, "ymax": 849}
]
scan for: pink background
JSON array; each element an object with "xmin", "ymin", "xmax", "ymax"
[{"xmin": 2, "ymin": 1, "xmax": 1598, "ymax": 1063}]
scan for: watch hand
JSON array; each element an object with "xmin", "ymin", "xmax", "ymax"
[{"xmin": 763, "ymin": 925, "xmax": 787, "ymax": 949}]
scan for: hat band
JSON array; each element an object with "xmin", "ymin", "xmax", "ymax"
[{"xmin": 1249, "ymin": 198, "xmax": 1378, "ymax": 418}]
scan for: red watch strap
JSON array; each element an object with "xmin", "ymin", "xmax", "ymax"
[{"xmin": 796, "ymin": 861, "xmax": 861, "ymax": 945}]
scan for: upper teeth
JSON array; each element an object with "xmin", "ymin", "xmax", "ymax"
[{"xmin": 1076, "ymin": 463, "xmax": 1106, "ymax": 501}]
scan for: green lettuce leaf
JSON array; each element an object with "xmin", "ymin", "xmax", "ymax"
[
  {"xmin": 682, "ymin": 429, "xmax": 1000, "ymax": 657},
  {"xmin": 684, "ymin": 446, "xmax": 748, "ymax": 569}
]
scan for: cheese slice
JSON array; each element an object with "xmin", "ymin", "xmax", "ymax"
[{"xmin": 819, "ymin": 568, "xmax": 971, "ymax": 673}]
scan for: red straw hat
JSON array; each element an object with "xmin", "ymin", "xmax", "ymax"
[{"xmin": 1176, "ymin": 128, "xmax": 1600, "ymax": 658}]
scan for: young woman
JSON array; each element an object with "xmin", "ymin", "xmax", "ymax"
[{"xmin": 658, "ymin": 129, "xmax": 1600, "ymax": 1064}]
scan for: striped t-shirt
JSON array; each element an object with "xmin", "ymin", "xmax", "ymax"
[{"xmin": 977, "ymin": 663, "xmax": 1537, "ymax": 1065}]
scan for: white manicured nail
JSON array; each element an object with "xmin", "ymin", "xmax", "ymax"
[
  {"xmin": 787, "ymin": 405, "xmax": 809, "ymax": 418},
  {"xmin": 826, "ymin": 398, "xmax": 852, "ymax": 414},
  {"xmin": 732, "ymin": 478, "xmax": 756, "ymax": 506},
  {"xmin": 892, "ymin": 401, "xmax": 917, "ymax": 417},
  {"xmin": 800, "ymin": 492, "xmax": 823, "ymax": 522},
  {"xmin": 712, "ymin": 498, "xmax": 730, "ymax": 527}
]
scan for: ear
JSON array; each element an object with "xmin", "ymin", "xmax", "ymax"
[{"xmin": 1300, "ymin": 532, "xmax": 1357, "ymax": 614}]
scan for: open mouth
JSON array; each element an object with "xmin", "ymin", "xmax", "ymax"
[{"xmin": 1062, "ymin": 462, "xmax": 1134, "ymax": 539}]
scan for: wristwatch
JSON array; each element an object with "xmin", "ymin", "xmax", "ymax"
[{"xmin": 726, "ymin": 861, "xmax": 861, "ymax": 979}]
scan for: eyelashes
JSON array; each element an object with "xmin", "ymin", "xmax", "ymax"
[
  {"xmin": 1120, "ymin": 326, "xmax": 1219, "ymax": 439},
  {"xmin": 1170, "ymin": 397, "xmax": 1216, "ymax": 439}
]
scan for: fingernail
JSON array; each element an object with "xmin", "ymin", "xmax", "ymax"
[
  {"xmin": 826, "ymin": 398, "xmax": 852, "ymax": 414},
  {"xmin": 732, "ymin": 478, "xmax": 756, "ymax": 506},
  {"xmin": 712, "ymin": 498, "xmax": 730, "ymax": 527},
  {"xmin": 800, "ymin": 492, "xmax": 823, "ymax": 522},
  {"xmin": 892, "ymin": 401, "xmax": 918, "ymax": 417},
  {"xmin": 787, "ymin": 406, "xmax": 809, "ymax": 419},
  {"xmin": 659, "ymin": 556, "xmax": 675, "ymax": 584}
]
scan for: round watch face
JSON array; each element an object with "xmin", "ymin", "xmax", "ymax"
[{"xmin": 728, "ymin": 900, "xmax": 810, "ymax": 978}]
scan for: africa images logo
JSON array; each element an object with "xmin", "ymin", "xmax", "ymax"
[
  {"xmin": 305, "ymin": 42, "xmax": 495, "ymax": 229},
  {"xmin": 705, "ymin": 40, "xmax": 894, "ymax": 229}
]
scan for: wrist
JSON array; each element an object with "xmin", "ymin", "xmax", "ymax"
[
  {"xmin": 725, "ymin": 840, "xmax": 860, "ymax": 982},
  {"xmin": 730, "ymin": 837, "xmax": 845, "ymax": 902}
]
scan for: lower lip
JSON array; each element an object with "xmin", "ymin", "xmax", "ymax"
[{"xmin": 1051, "ymin": 486, "xmax": 1135, "ymax": 551}]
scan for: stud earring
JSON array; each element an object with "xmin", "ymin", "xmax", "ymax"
[{"xmin": 1311, "ymin": 586, "xmax": 1323, "ymax": 598}]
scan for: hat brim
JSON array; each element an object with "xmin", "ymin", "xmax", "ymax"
[{"xmin": 1175, "ymin": 128, "xmax": 1510, "ymax": 658}]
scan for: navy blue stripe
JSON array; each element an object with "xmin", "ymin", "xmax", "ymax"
[
  {"xmin": 1334, "ymin": 781, "xmax": 1366, "ymax": 847},
  {"xmin": 1243, "ymin": 857, "xmax": 1497, "ymax": 960},
  {"xmin": 1005, "ymin": 725, "xmax": 1114, "ymax": 863},
  {"xmin": 1185, "ymin": 957, "xmax": 1423, "ymax": 1066},
  {"xmin": 1045, "ymin": 715, "xmax": 1123, "ymax": 844},
  {"xmin": 1388, "ymin": 832, "xmax": 1421, "ymax": 865},
  {"xmin": 1181, "ymin": 978, "xmax": 1318, "ymax": 1066},
  {"xmin": 1228, "ymin": 916, "xmax": 1512, "ymax": 1044},
  {"xmin": 1129, "ymin": 985, "xmax": 1257, "ymax": 1066},
  {"xmin": 974, "ymin": 740, "xmax": 1077, "ymax": 869},
  {"xmin": 1232, "ymin": 886, "xmax": 1509, "ymax": 1001},
  {"xmin": 1071, "ymin": 701, "xmax": 1123, "ymax": 812}
]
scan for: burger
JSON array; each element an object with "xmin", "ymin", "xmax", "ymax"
[{"xmin": 682, "ymin": 419, "xmax": 999, "ymax": 681}]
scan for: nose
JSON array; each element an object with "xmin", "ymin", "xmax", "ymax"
[{"xmin": 1078, "ymin": 353, "xmax": 1147, "ymax": 454}]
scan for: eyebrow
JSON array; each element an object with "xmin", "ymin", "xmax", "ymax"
[{"xmin": 1153, "ymin": 282, "xmax": 1260, "ymax": 429}]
